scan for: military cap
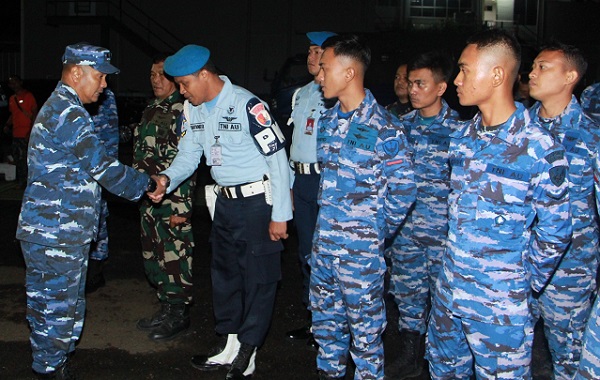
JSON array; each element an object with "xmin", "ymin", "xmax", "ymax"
[
  {"xmin": 164, "ymin": 45, "xmax": 210, "ymax": 77},
  {"xmin": 62, "ymin": 42, "xmax": 120, "ymax": 74},
  {"xmin": 306, "ymin": 31, "xmax": 337, "ymax": 47}
]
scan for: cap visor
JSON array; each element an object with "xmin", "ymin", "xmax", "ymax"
[{"xmin": 95, "ymin": 62, "xmax": 120, "ymax": 74}]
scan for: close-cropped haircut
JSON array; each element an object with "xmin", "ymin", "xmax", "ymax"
[
  {"xmin": 407, "ymin": 50, "xmax": 454, "ymax": 84},
  {"xmin": 540, "ymin": 40, "xmax": 588, "ymax": 82},
  {"xmin": 321, "ymin": 34, "xmax": 371, "ymax": 71},
  {"xmin": 466, "ymin": 28, "xmax": 522, "ymax": 78}
]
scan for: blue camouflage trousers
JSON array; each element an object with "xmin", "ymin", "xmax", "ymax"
[
  {"xmin": 388, "ymin": 233, "xmax": 444, "ymax": 334},
  {"xmin": 21, "ymin": 241, "xmax": 88, "ymax": 374},
  {"xmin": 531, "ymin": 245, "xmax": 596, "ymax": 380},
  {"xmin": 426, "ymin": 299, "xmax": 533, "ymax": 379},
  {"xmin": 89, "ymin": 198, "xmax": 109, "ymax": 261},
  {"xmin": 576, "ymin": 296, "xmax": 600, "ymax": 379},
  {"xmin": 310, "ymin": 253, "xmax": 387, "ymax": 379}
]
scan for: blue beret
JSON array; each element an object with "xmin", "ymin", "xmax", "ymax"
[
  {"xmin": 306, "ymin": 31, "xmax": 337, "ymax": 47},
  {"xmin": 164, "ymin": 45, "xmax": 211, "ymax": 77},
  {"xmin": 62, "ymin": 42, "xmax": 120, "ymax": 74}
]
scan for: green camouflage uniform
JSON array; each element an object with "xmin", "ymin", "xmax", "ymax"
[{"xmin": 133, "ymin": 91, "xmax": 196, "ymax": 304}]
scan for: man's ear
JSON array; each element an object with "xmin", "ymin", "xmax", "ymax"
[
  {"xmin": 566, "ymin": 69, "xmax": 579, "ymax": 86},
  {"xmin": 345, "ymin": 67, "xmax": 355, "ymax": 82},
  {"xmin": 492, "ymin": 66, "xmax": 505, "ymax": 87},
  {"xmin": 71, "ymin": 66, "xmax": 83, "ymax": 82},
  {"xmin": 437, "ymin": 82, "xmax": 448, "ymax": 97}
]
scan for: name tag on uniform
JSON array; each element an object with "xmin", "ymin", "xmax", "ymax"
[
  {"xmin": 486, "ymin": 164, "xmax": 530, "ymax": 182},
  {"xmin": 346, "ymin": 122, "xmax": 377, "ymax": 151}
]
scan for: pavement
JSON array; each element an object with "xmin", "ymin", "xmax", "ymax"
[{"xmin": 0, "ymin": 168, "xmax": 553, "ymax": 380}]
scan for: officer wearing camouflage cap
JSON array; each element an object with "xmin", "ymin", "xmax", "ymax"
[{"xmin": 17, "ymin": 42, "xmax": 156, "ymax": 379}]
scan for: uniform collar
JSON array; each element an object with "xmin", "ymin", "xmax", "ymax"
[
  {"xmin": 457, "ymin": 102, "xmax": 530, "ymax": 146},
  {"xmin": 529, "ymin": 95, "xmax": 584, "ymax": 133}
]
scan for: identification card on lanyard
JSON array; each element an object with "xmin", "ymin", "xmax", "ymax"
[
  {"xmin": 305, "ymin": 117, "xmax": 315, "ymax": 135},
  {"xmin": 210, "ymin": 136, "xmax": 223, "ymax": 166}
]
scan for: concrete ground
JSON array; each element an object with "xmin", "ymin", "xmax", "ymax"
[{"xmin": 0, "ymin": 175, "xmax": 553, "ymax": 380}]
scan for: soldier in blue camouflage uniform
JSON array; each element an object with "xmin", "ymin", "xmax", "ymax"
[
  {"xmin": 384, "ymin": 50, "xmax": 461, "ymax": 380},
  {"xmin": 285, "ymin": 31, "xmax": 335, "ymax": 348},
  {"xmin": 527, "ymin": 41, "xmax": 600, "ymax": 380},
  {"xmin": 134, "ymin": 53, "xmax": 197, "ymax": 341},
  {"xmin": 149, "ymin": 45, "xmax": 292, "ymax": 380},
  {"xmin": 16, "ymin": 43, "xmax": 154, "ymax": 379},
  {"xmin": 311, "ymin": 34, "xmax": 416, "ymax": 380},
  {"xmin": 86, "ymin": 87, "xmax": 119, "ymax": 293},
  {"xmin": 580, "ymin": 82, "xmax": 600, "ymax": 123},
  {"xmin": 426, "ymin": 29, "xmax": 572, "ymax": 379}
]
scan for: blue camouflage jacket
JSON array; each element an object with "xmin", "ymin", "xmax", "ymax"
[
  {"xmin": 530, "ymin": 96, "xmax": 600, "ymax": 273},
  {"xmin": 436, "ymin": 102, "xmax": 572, "ymax": 325},
  {"xmin": 399, "ymin": 99, "xmax": 461, "ymax": 238},
  {"xmin": 16, "ymin": 82, "xmax": 150, "ymax": 247},
  {"xmin": 314, "ymin": 89, "xmax": 416, "ymax": 257}
]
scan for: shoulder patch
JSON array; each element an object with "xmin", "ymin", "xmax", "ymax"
[
  {"xmin": 246, "ymin": 97, "xmax": 286, "ymax": 156},
  {"xmin": 549, "ymin": 166, "xmax": 567, "ymax": 187},
  {"xmin": 545, "ymin": 150, "xmax": 564, "ymax": 164}
]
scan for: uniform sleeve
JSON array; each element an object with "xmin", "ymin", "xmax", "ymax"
[
  {"xmin": 162, "ymin": 107, "xmax": 204, "ymax": 192},
  {"xmin": 58, "ymin": 106, "xmax": 150, "ymax": 201},
  {"xmin": 380, "ymin": 129, "xmax": 416, "ymax": 238},
  {"xmin": 265, "ymin": 148, "xmax": 293, "ymax": 222},
  {"xmin": 528, "ymin": 146, "xmax": 572, "ymax": 292},
  {"xmin": 168, "ymin": 112, "xmax": 197, "ymax": 218}
]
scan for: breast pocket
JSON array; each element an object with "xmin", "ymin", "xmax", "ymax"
[
  {"xmin": 476, "ymin": 174, "xmax": 528, "ymax": 238},
  {"xmin": 337, "ymin": 145, "xmax": 377, "ymax": 199}
]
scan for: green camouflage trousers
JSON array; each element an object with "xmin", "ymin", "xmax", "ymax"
[{"xmin": 140, "ymin": 204, "xmax": 194, "ymax": 304}]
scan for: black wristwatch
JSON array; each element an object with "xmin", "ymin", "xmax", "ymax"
[{"xmin": 147, "ymin": 177, "xmax": 157, "ymax": 193}]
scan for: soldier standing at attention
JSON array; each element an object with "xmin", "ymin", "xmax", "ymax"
[
  {"xmin": 311, "ymin": 34, "xmax": 416, "ymax": 380},
  {"xmin": 384, "ymin": 50, "xmax": 461, "ymax": 380},
  {"xmin": 426, "ymin": 29, "xmax": 572, "ymax": 379},
  {"xmin": 16, "ymin": 43, "xmax": 155, "ymax": 380},
  {"xmin": 133, "ymin": 53, "xmax": 197, "ymax": 341},
  {"xmin": 149, "ymin": 44, "xmax": 292, "ymax": 380},
  {"xmin": 528, "ymin": 41, "xmax": 600, "ymax": 380},
  {"xmin": 386, "ymin": 63, "xmax": 413, "ymax": 118},
  {"xmin": 285, "ymin": 30, "xmax": 336, "ymax": 350}
]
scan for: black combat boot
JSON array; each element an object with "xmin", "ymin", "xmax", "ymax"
[
  {"xmin": 34, "ymin": 359, "xmax": 77, "ymax": 380},
  {"xmin": 136, "ymin": 302, "xmax": 171, "ymax": 330},
  {"xmin": 148, "ymin": 303, "xmax": 190, "ymax": 341},
  {"xmin": 85, "ymin": 259, "xmax": 105, "ymax": 294},
  {"xmin": 385, "ymin": 329, "xmax": 425, "ymax": 379},
  {"xmin": 226, "ymin": 342, "xmax": 257, "ymax": 380}
]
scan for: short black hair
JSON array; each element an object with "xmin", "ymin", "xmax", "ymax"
[
  {"xmin": 321, "ymin": 34, "xmax": 371, "ymax": 71},
  {"xmin": 407, "ymin": 50, "xmax": 454, "ymax": 84},
  {"xmin": 540, "ymin": 40, "xmax": 588, "ymax": 83},
  {"xmin": 466, "ymin": 28, "xmax": 522, "ymax": 79}
]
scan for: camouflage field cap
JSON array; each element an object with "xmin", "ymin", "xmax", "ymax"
[
  {"xmin": 306, "ymin": 31, "xmax": 337, "ymax": 47},
  {"xmin": 62, "ymin": 42, "xmax": 120, "ymax": 74},
  {"xmin": 164, "ymin": 45, "xmax": 210, "ymax": 77}
]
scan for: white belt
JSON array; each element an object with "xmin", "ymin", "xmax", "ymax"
[
  {"xmin": 291, "ymin": 161, "xmax": 320, "ymax": 175},
  {"xmin": 219, "ymin": 179, "xmax": 265, "ymax": 199}
]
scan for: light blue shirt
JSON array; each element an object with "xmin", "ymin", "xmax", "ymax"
[
  {"xmin": 288, "ymin": 81, "xmax": 327, "ymax": 186},
  {"xmin": 163, "ymin": 76, "xmax": 293, "ymax": 222}
]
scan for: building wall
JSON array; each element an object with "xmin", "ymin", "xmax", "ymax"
[{"xmin": 23, "ymin": 0, "xmax": 376, "ymax": 97}]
